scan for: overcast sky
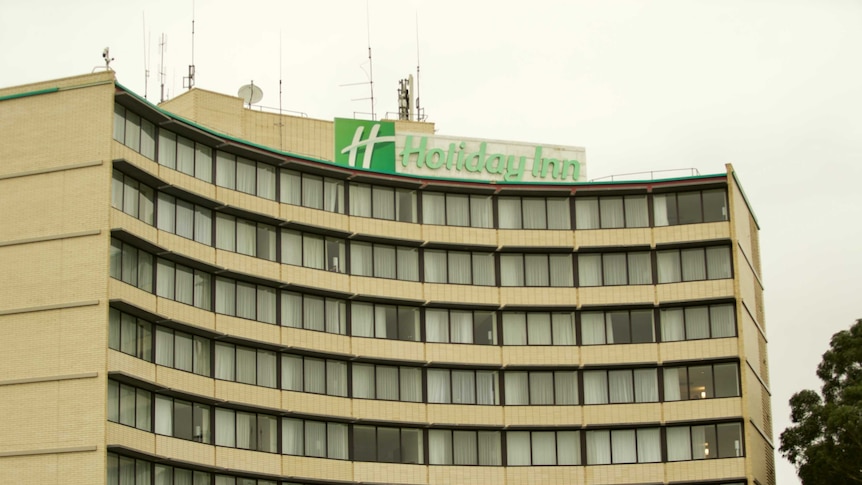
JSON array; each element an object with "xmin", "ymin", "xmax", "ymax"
[{"xmin": 3, "ymin": 1, "xmax": 862, "ymax": 483}]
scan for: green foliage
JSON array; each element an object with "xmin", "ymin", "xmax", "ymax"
[{"xmin": 779, "ymin": 319, "xmax": 862, "ymax": 485}]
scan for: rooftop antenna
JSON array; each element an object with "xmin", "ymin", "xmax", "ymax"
[
  {"xmin": 94, "ymin": 47, "xmax": 114, "ymax": 72},
  {"xmin": 415, "ymin": 11, "xmax": 425, "ymax": 121},
  {"xmin": 238, "ymin": 81, "xmax": 264, "ymax": 108},
  {"xmin": 183, "ymin": 0, "xmax": 196, "ymax": 90},
  {"xmin": 366, "ymin": 0, "xmax": 376, "ymax": 119},
  {"xmin": 158, "ymin": 33, "xmax": 167, "ymax": 102},
  {"xmin": 278, "ymin": 30, "xmax": 284, "ymax": 150},
  {"xmin": 142, "ymin": 12, "xmax": 150, "ymax": 99}
]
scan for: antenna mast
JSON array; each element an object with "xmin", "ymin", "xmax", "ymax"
[
  {"xmin": 415, "ymin": 12, "xmax": 424, "ymax": 121},
  {"xmin": 366, "ymin": 0, "xmax": 375, "ymax": 120},
  {"xmin": 159, "ymin": 34, "xmax": 167, "ymax": 102},
  {"xmin": 142, "ymin": 13, "xmax": 150, "ymax": 99},
  {"xmin": 183, "ymin": 0, "xmax": 196, "ymax": 90}
]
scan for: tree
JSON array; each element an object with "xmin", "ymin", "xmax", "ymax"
[{"xmin": 779, "ymin": 319, "xmax": 862, "ymax": 485}]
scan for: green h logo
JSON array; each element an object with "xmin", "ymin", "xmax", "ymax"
[{"xmin": 334, "ymin": 118, "xmax": 396, "ymax": 172}]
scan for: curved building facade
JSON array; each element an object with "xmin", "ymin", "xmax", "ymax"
[{"xmin": 0, "ymin": 72, "xmax": 773, "ymax": 485}]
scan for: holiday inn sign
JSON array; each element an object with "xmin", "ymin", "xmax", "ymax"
[{"xmin": 334, "ymin": 118, "xmax": 587, "ymax": 183}]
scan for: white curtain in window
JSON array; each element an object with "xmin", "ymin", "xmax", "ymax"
[
  {"xmin": 305, "ymin": 420, "xmax": 326, "ymax": 457},
  {"xmin": 557, "ymin": 431, "xmax": 581, "ymax": 465},
  {"xmin": 303, "ymin": 235, "xmax": 324, "ymax": 269},
  {"xmin": 600, "ymin": 198, "xmax": 625, "ymax": 228},
  {"xmin": 661, "ymin": 308, "xmax": 685, "ymax": 341},
  {"xmin": 625, "ymin": 196, "xmax": 649, "ymax": 227},
  {"xmin": 119, "ymin": 456, "xmax": 135, "ymax": 485},
  {"xmin": 691, "ymin": 425, "xmax": 709, "ymax": 459},
  {"xmin": 302, "ymin": 175, "xmax": 323, "ymax": 209},
  {"xmin": 215, "ymin": 214, "xmax": 235, "ymax": 251},
  {"xmin": 215, "ymin": 409, "xmax": 235, "ymax": 447},
  {"xmin": 257, "ymin": 350, "xmax": 276, "ymax": 388},
  {"xmin": 583, "ymin": 371, "xmax": 608, "ymax": 404},
  {"xmin": 530, "ymin": 372, "xmax": 554, "ymax": 404},
  {"xmin": 236, "ymin": 220, "xmax": 256, "ymax": 256},
  {"xmin": 257, "ymin": 164, "xmax": 276, "ymax": 200},
  {"xmin": 549, "ymin": 254, "xmax": 573, "ymax": 287},
  {"xmin": 505, "ymin": 372, "xmax": 529, "ymax": 405},
  {"xmin": 586, "ymin": 430, "xmax": 611, "ymax": 464},
  {"xmin": 215, "ymin": 152, "xmax": 236, "ymax": 189},
  {"xmin": 373, "ymin": 305, "xmax": 391, "ymax": 339},
  {"xmin": 374, "ymin": 245, "xmax": 396, "ymax": 278},
  {"xmin": 155, "ymin": 327, "xmax": 174, "ymax": 367},
  {"xmin": 257, "ymin": 225, "xmax": 276, "ymax": 261},
  {"xmin": 194, "ymin": 337, "xmax": 210, "ymax": 376},
  {"xmin": 635, "ymin": 369, "xmax": 659, "ymax": 402},
  {"xmin": 396, "ymin": 247, "xmax": 419, "ymax": 281},
  {"xmin": 578, "ymin": 254, "xmax": 602, "ymax": 286},
  {"xmin": 470, "ymin": 196, "xmax": 493, "ymax": 228},
  {"xmin": 429, "ymin": 430, "xmax": 453, "ymax": 464},
  {"xmin": 235, "ymin": 347, "xmax": 256, "ymax": 384},
  {"xmin": 371, "ymin": 186, "xmax": 395, "ymax": 220},
  {"xmin": 351, "ymin": 302, "xmax": 374, "ymax": 337},
  {"xmin": 527, "ymin": 313, "xmax": 552, "ymax": 345},
  {"xmin": 450, "ymin": 310, "xmax": 473, "ymax": 343},
  {"xmin": 257, "ymin": 287, "xmax": 276, "ymax": 324},
  {"xmin": 173, "ymin": 265, "xmax": 193, "ymax": 305},
  {"xmin": 472, "ymin": 253, "xmax": 496, "ymax": 286},
  {"xmin": 352, "ymin": 364, "xmax": 375, "ymax": 399},
  {"xmin": 215, "ymin": 277, "xmax": 235, "ymax": 316},
  {"xmin": 154, "ymin": 395, "xmax": 172, "ymax": 435},
  {"xmin": 611, "ymin": 429, "xmax": 637, "ymax": 463},
  {"xmin": 554, "ymin": 371, "xmax": 578, "ymax": 404},
  {"xmin": 400, "ymin": 367, "xmax": 422, "ymax": 402},
  {"xmin": 235, "ymin": 412, "xmax": 255, "ymax": 449},
  {"xmin": 681, "ymin": 249, "xmax": 706, "ymax": 281},
  {"xmin": 427, "ymin": 369, "xmax": 451, "ymax": 403},
  {"xmin": 327, "ymin": 360, "xmax": 348, "ymax": 396},
  {"xmin": 376, "ymin": 366, "xmax": 399, "ymax": 400},
  {"xmin": 280, "ymin": 230, "xmax": 302, "ymax": 266},
  {"xmin": 157, "ymin": 194, "xmax": 176, "ymax": 233},
  {"xmin": 194, "ymin": 207, "xmax": 211, "ymax": 245},
  {"xmin": 609, "ymin": 370, "xmax": 634, "ymax": 403},
  {"xmin": 502, "ymin": 313, "xmax": 527, "ymax": 345},
  {"xmin": 452, "ymin": 370, "xmax": 476, "ymax": 404},
  {"xmin": 525, "ymin": 254, "xmax": 549, "ymax": 286},
  {"xmin": 603, "ymin": 253, "xmax": 627, "ymax": 285},
  {"xmin": 500, "ymin": 254, "xmax": 524, "ymax": 287},
  {"xmin": 476, "ymin": 371, "xmax": 499, "ymax": 405},
  {"xmin": 653, "ymin": 194, "xmax": 670, "ymax": 226},
  {"xmin": 710, "ymin": 304, "xmax": 736, "ymax": 337},
  {"xmin": 234, "ymin": 283, "xmax": 255, "ymax": 320},
  {"xmin": 175, "ymin": 200, "xmax": 195, "ymax": 239},
  {"xmin": 663, "ymin": 368, "xmax": 682, "ymax": 401},
  {"xmin": 707, "ymin": 246, "xmax": 732, "ymax": 279},
  {"xmin": 522, "ymin": 198, "xmax": 547, "ymax": 229},
  {"xmin": 448, "ymin": 252, "xmax": 471, "ymax": 284},
  {"xmin": 194, "ymin": 145, "xmax": 212, "ymax": 182},
  {"xmin": 425, "ymin": 309, "xmax": 448, "ymax": 342},
  {"xmin": 552, "ymin": 313, "xmax": 575, "ymax": 345},
  {"xmin": 280, "ymin": 292, "xmax": 302, "ymax": 328},
  {"xmin": 685, "ymin": 307, "xmax": 710, "ymax": 339},
  {"xmin": 351, "ymin": 242, "xmax": 373, "ymax": 276},
  {"xmin": 194, "ymin": 272, "xmax": 211, "ymax": 310},
  {"xmin": 215, "ymin": 343, "xmax": 235, "ymax": 381},
  {"xmin": 532, "ymin": 431, "xmax": 557, "ymax": 465},
  {"xmin": 580, "ymin": 312, "xmax": 606, "ymax": 345},
  {"xmin": 506, "ymin": 432, "xmax": 531, "ymax": 465},
  {"xmin": 422, "ymin": 192, "xmax": 445, "ymax": 225},
  {"xmin": 657, "ymin": 251, "xmax": 681, "ymax": 283},
  {"xmin": 280, "ymin": 170, "xmax": 302, "ymax": 206},
  {"xmin": 446, "ymin": 194, "xmax": 469, "ymax": 226},
  {"xmin": 281, "ymin": 418, "xmax": 303, "ymax": 455},
  {"xmin": 324, "ymin": 178, "xmax": 344, "ymax": 213},
  {"xmin": 498, "ymin": 197, "xmax": 522, "ymax": 228},
  {"xmin": 236, "ymin": 158, "xmax": 256, "ymax": 194},
  {"xmin": 424, "ymin": 250, "xmax": 447, "ymax": 283},
  {"xmin": 575, "ymin": 198, "xmax": 599, "ymax": 229},
  {"xmin": 628, "ymin": 252, "xmax": 652, "ymax": 285},
  {"xmin": 174, "ymin": 332, "xmax": 193, "ymax": 372},
  {"xmin": 478, "ymin": 431, "xmax": 502, "ymax": 465},
  {"xmin": 637, "ymin": 428, "xmax": 662, "ymax": 462},
  {"xmin": 176, "ymin": 137, "xmax": 195, "ymax": 176},
  {"xmin": 282, "ymin": 355, "xmax": 302, "ymax": 391},
  {"xmin": 454, "ymin": 431, "xmax": 478, "ymax": 465},
  {"xmin": 325, "ymin": 299, "xmax": 346, "ymax": 334},
  {"xmin": 547, "ymin": 198, "xmax": 571, "ymax": 229},
  {"xmin": 328, "ymin": 423, "xmax": 348, "ymax": 459}
]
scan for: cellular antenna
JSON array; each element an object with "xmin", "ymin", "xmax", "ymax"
[
  {"xmin": 183, "ymin": 0, "xmax": 196, "ymax": 90},
  {"xmin": 159, "ymin": 33, "xmax": 167, "ymax": 102}
]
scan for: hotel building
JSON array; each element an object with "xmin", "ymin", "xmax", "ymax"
[{"xmin": 0, "ymin": 71, "xmax": 773, "ymax": 485}]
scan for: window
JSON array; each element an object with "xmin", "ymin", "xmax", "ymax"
[
  {"xmin": 106, "ymin": 453, "xmax": 154, "ymax": 485},
  {"xmin": 580, "ymin": 309, "xmax": 655, "ymax": 345},
  {"xmin": 501, "ymin": 312, "xmax": 576, "ymax": 345},
  {"xmin": 215, "ymin": 151, "xmax": 276, "ymax": 200},
  {"xmin": 156, "ymin": 193, "xmax": 213, "ymax": 245},
  {"xmin": 154, "ymin": 395, "xmax": 211, "ymax": 443},
  {"xmin": 216, "ymin": 409, "xmax": 278, "ymax": 452},
  {"xmin": 351, "ymin": 425, "xmax": 424, "ymax": 464},
  {"xmin": 280, "ymin": 292, "xmax": 347, "ymax": 334},
  {"xmin": 216, "ymin": 214, "xmax": 276, "ymax": 261},
  {"xmin": 663, "ymin": 362, "xmax": 740, "ymax": 401},
  {"xmin": 214, "ymin": 277, "xmax": 277, "ymax": 324},
  {"xmin": 507, "ymin": 431, "xmax": 581, "ymax": 465},
  {"xmin": 578, "ymin": 251, "xmax": 652, "ymax": 286},
  {"xmin": 582, "ymin": 368, "xmax": 658, "ymax": 404},
  {"xmin": 586, "ymin": 428, "xmax": 661, "ymax": 464},
  {"xmin": 280, "ymin": 169, "xmax": 346, "ymax": 213},
  {"xmin": 351, "ymin": 302, "xmax": 420, "ymax": 341},
  {"xmin": 281, "ymin": 354, "xmax": 348, "ymax": 397},
  {"xmin": 214, "ymin": 343, "xmax": 277, "ymax": 388},
  {"xmin": 157, "ymin": 130, "xmax": 212, "ymax": 182},
  {"xmin": 112, "ymin": 170, "xmax": 155, "ymax": 224},
  {"xmin": 154, "ymin": 326, "xmax": 211, "ymax": 376},
  {"xmin": 109, "ymin": 308, "xmax": 153, "ymax": 361},
  {"xmin": 113, "ymin": 105, "xmax": 156, "ymax": 159},
  {"xmin": 107, "ymin": 380, "xmax": 152, "ymax": 432},
  {"xmin": 281, "ymin": 229, "xmax": 345, "ymax": 272},
  {"xmin": 282, "ymin": 418, "xmax": 348, "ymax": 459},
  {"xmin": 654, "ymin": 189, "xmax": 728, "ymax": 226},
  {"xmin": 657, "ymin": 246, "xmax": 732, "ymax": 283},
  {"xmin": 575, "ymin": 195, "xmax": 649, "ymax": 229},
  {"xmin": 427, "ymin": 368, "xmax": 499, "ymax": 405},
  {"xmin": 155, "ymin": 258, "xmax": 212, "ymax": 310},
  {"xmin": 666, "ymin": 422, "xmax": 744, "ymax": 461},
  {"xmin": 428, "ymin": 429, "xmax": 501, "ymax": 465},
  {"xmin": 110, "ymin": 238, "xmax": 154, "ymax": 292},
  {"xmin": 352, "ymin": 363, "xmax": 423, "ymax": 402},
  {"xmin": 500, "ymin": 253, "xmax": 573, "ymax": 287},
  {"xmin": 423, "ymin": 249, "xmax": 495, "ymax": 285},
  {"xmin": 349, "ymin": 241, "xmax": 418, "ymax": 280},
  {"xmin": 422, "ymin": 192, "xmax": 493, "ymax": 228},
  {"xmin": 504, "ymin": 370, "xmax": 578, "ymax": 405},
  {"xmin": 349, "ymin": 183, "xmax": 416, "ymax": 222},
  {"xmin": 498, "ymin": 196, "xmax": 571, "ymax": 229},
  {"xmin": 425, "ymin": 309, "xmax": 497, "ymax": 345},
  {"xmin": 660, "ymin": 303, "xmax": 736, "ymax": 341}
]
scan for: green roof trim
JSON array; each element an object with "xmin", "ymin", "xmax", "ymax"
[
  {"xmin": 0, "ymin": 87, "xmax": 59, "ymax": 102},
  {"xmin": 114, "ymin": 82, "xmax": 727, "ymax": 188}
]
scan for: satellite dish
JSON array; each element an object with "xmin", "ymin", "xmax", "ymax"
[{"xmin": 238, "ymin": 83, "xmax": 263, "ymax": 105}]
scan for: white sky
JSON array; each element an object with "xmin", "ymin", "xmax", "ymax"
[{"xmin": 3, "ymin": 1, "xmax": 862, "ymax": 483}]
